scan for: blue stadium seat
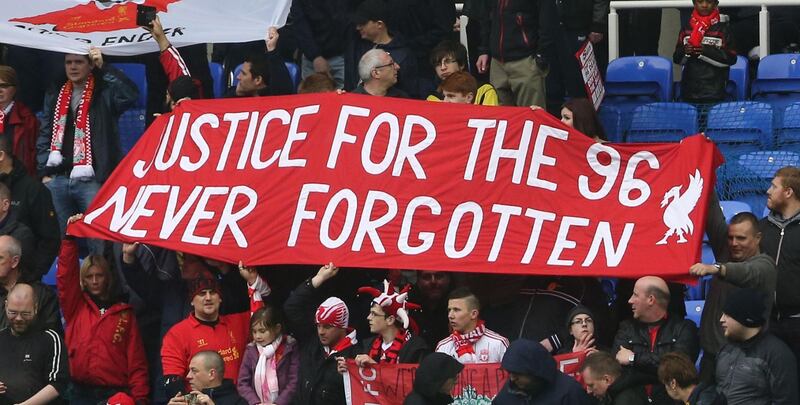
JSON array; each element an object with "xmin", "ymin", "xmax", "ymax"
[
  {"xmin": 42, "ymin": 259, "xmax": 57, "ymax": 286},
  {"xmin": 701, "ymin": 243, "xmax": 715, "ymax": 264},
  {"xmin": 603, "ymin": 56, "xmax": 673, "ymax": 119},
  {"xmin": 705, "ymin": 101, "xmax": 773, "ymax": 156},
  {"xmin": 626, "ymin": 102, "xmax": 698, "ymax": 142},
  {"xmin": 285, "ymin": 62, "xmax": 301, "ymax": 92},
  {"xmin": 751, "ymin": 54, "xmax": 800, "ymax": 122},
  {"xmin": 778, "ymin": 102, "xmax": 800, "ymax": 149},
  {"xmin": 208, "ymin": 62, "xmax": 225, "ymax": 98},
  {"xmin": 685, "ymin": 300, "xmax": 704, "ymax": 326},
  {"xmin": 598, "ymin": 105, "xmax": 624, "ymax": 142},
  {"xmin": 719, "ymin": 200, "xmax": 751, "ymax": 223},
  {"xmin": 719, "ymin": 150, "xmax": 800, "ymax": 213},
  {"xmin": 726, "ymin": 55, "xmax": 749, "ymax": 101},
  {"xmin": 110, "ymin": 63, "xmax": 147, "ymax": 153},
  {"xmin": 232, "ymin": 63, "xmax": 244, "ymax": 87}
]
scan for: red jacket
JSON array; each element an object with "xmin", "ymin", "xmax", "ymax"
[
  {"xmin": 5, "ymin": 101, "xmax": 38, "ymax": 177},
  {"xmin": 160, "ymin": 45, "xmax": 204, "ymax": 98},
  {"xmin": 161, "ymin": 311, "xmax": 250, "ymax": 383},
  {"xmin": 57, "ymin": 239, "xmax": 150, "ymax": 402}
]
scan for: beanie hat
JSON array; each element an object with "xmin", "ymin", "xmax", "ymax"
[
  {"xmin": 566, "ymin": 305, "xmax": 595, "ymax": 328},
  {"xmin": 723, "ymin": 288, "xmax": 766, "ymax": 328},
  {"xmin": 187, "ymin": 275, "xmax": 221, "ymax": 301},
  {"xmin": 316, "ymin": 297, "xmax": 349, "ymax": 328},
  {"xmin": 107, "ymin": 392, "xmax": 135, "ymax": 405}
]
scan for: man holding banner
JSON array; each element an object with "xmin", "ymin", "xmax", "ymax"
[{"xmin": 284, "ymin": 263, "xmax": 359, "ymax": 405}]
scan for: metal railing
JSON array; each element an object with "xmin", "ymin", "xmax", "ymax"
[{"xmin": 609, "ymin": 0, "xmax": 800, "ymax": 61}]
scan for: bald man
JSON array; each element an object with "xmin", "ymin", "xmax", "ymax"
[
  {"xmin": 612, "ymin": 276, "xmax": 698, "ymax": 405},
  {"xmin": 0, "ymin": 283, "xmax": 69, "ymax": 404},
  {"xmin": 0, "ymin": 235, "xmax": 61, "ymax": 333}
]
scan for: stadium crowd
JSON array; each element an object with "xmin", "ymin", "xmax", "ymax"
[{"xmin": 1, "ymin": 0, "xmax": 800, "ymax": 404}]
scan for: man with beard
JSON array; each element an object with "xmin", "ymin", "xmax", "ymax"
[{"xmin": 0, "ymin": 283, "xmax": 69, "ymax": 404}]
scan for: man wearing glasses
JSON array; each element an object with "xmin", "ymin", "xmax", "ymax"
[
  {"xmin": 0, "ymin": 283, "xmax": 69, "ymax": 404},
  {"xmin": 0, "ymin": 235, "xmax": 61, "ymax": 333},
  {"xmin": 353, "ymin": 49, "xmax": 408, "ymax": 98}
]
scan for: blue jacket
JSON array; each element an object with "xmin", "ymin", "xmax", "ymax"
[{"xmin": 492, "ymin": 339, "xmax": 592, "ymax": 404}]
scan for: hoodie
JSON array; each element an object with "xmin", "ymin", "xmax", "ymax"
[
  {"xmin": 493, "ymin": 339, "xmax": 592, "ymax": 404},
  {"xmin": 403, "ymin": 352, "xmax": 464, "ymax": 405},
  {"xmin": 760, "ymin": 209, "xmax": 800, "ymax": 317}
]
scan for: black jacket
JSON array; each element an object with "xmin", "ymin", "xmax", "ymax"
[
  {"xmin": 760, "ymin": 210, "xmax": 800, "ymax": 317},
  {"xmin": 0, "ymin": 328, "xmax": 69, "ymax": 405},
  {"xmin": 344, "ymin": 35, "xmax": 419, "ymax": 98},
  {"xmin": 403, "ymin": 352, "xmax": 463, "ymax": 405},
  {"xmin": 687, "ymin": 382, "xmax": 719, "ymax": 405},
  {"xmin": 600, "ymin": 370, "xmax": 648, "ymax": 405},
  {"xmin": 557, "ymin": 0, "xmax": 609, "ymax": 34},
  {"xmin": 0, "ymin": 159, "xmax": 60, "ymax": 282},
  {"xmin": 716, "ymin": 331, "xmax": 798, "ymax": 404},
  {"xmin": 284, "ymin": 279, "xmax": 359, "ymax": 405},
  {"xmin": 613, "ymin": 317, "xmax": 699, "ymax": 405},
  {"xmin": 478, "ymin": 0, "xmax": 560, "ymax": 62},
  {"xmin": 0, "ymin": 281, "xmax": 62, "ymax": 334},
  {"xmin": 0, "ymin": 214, "xmax": 36, "ymax": 277},
  {"xmin": 493, "ymin": 339, "xmax": 592, "ymax": 404},
  {"xmin": 673, "ymin": 15, "xmax": 737, "ymax": 102},
  {"xmin": 291, "ymin": 0, "xmax": 356, "ymax": 60},
  {"xmin": 360, "ymin": 334, "xmax": 429, "ymax": 363},
  {"xmin": 202, "ymin": 379, "xmax": 248, "ymax": 405},
  {"xmin": 37, "ymin": 65, "xmax": 138, "ymax": 182}
]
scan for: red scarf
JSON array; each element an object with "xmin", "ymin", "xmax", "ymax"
[
  {"xmin": 368, "ymin": 329, "xmax": 410, "ymax": 364},
  {"xmin": 0, "ymin": 102, "xmax": 11, "ymax": 133},
  {"xmin": 325, "ymin": 327, "xmax": 358, "ymax": 357},
  {"xmin": 47, "ymin": 75, "xmax": 96, "ymax": 179},
  {"xmin": 688, "ymin": 8, "xmax": 720, "ymax": 47},
  {"xmin": 452, "ymin": 320, "xmax": 486, "ymax": 357}
]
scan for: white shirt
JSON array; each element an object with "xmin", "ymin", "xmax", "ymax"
[{"xmin": 435, "ymin": 327, "xmax": 509, "ymax": 364}]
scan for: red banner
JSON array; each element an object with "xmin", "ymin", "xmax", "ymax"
[
  {"xmin": 344, "ymin": 361, "xmax": 507, "ymax": 404},
  {"xmin": 344, "ymin": 353, "xmax": 587, "ymax": 404},
  {"xmin": 72, "ymin": 93, "xmax": 722, "ymax": 278}
]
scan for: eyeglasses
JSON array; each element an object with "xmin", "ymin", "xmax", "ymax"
[
  {"xmin": 373, "ymin": 60, "xmax": 397, "ymax": 71},
  {"xmin": 6, "ymin": 309, "xmax": 34, "ymax": 320},
  {"xmin": 369, "ymin": 310, "xmax": 388, "ymax": 318},
  {"xmin": 0, "ymin": 83, "xmax": 14, "ymax": 89},
  {"xmin": 570, "ymin": 318, "xmax": 594, "ymax": 326}
]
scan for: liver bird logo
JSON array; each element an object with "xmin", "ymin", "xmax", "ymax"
[
  {"xmin": 11, "ymin": 0, "xmax": 179, "ymax": 33},
  {"xmin": 655, "ymin": 169, "xmax": 704, "ymax": 245}
]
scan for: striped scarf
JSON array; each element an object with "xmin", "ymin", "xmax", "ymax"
[
  {"xmin": 368, "ymin": 330, "xmax": 409, "ymax": 363},
  {"xmin": 46, "ymin": 74, "xmax": 95, "ymax": 179},
  {"xmin": 452, "ymin": 320, "xmax": 486, "ymax": 357}
]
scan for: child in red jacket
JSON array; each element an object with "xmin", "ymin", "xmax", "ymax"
[{"xmin": 59, "ymin": 214, "xmax": 149, "ymax": 404}]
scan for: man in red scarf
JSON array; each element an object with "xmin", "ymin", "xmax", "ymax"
[
  {"xmin": 353, "ymin": 280, "xmax": 429, "ymax": 366},
  {"xmin": 672, "ymin": 0, "xmax": 736, "ymax": 103},
  {"xmin": 36, "ymin": 48, "xmax": 137, "ymax": 254},
  {"xmin": 435, "ymin": 287, "xmax": 509, "ymax": 364}
]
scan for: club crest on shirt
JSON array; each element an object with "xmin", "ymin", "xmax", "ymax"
[{"xmin": 479, "ymin": 349, "xmax": 489, "ymax": 362}]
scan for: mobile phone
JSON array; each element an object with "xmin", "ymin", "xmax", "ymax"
[
  {"xmin": 183, "ymin": 393, "xmax": 198, "ymax": 405},
  {"xmin": 136, "ymin": 5, "xmax": 157, "ymax": 27}
]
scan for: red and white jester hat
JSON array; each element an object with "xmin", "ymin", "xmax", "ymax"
[{"xmin": 358, "ymin": 280, "xmax": 421, "ymax": 329}]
